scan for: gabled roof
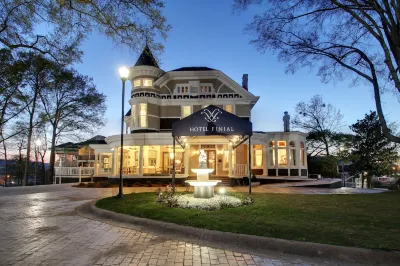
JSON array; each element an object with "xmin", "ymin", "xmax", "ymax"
[
  {"xmin": 171, "ymin": 67, "xmax": 215, "ymax": 72},
  {"xmin": 135, "ymin": 45, "xmax": 159, "ymax": 68}
]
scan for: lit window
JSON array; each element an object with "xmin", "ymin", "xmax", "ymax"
[
  {"xmin": 278, "ymin": 149, "xmax": 287, "ymax": 166},
  {"xmin": 143, "ymin": 79, "xmax": 153, "ymax": 87},
  {"xmin": 132, "ymin": 105, "xmax": 137, "ymax": 127},
  {"xmin": 253, "ymin": 146, "xmax": 263, "ymax": 167},
  {"xmin": 269, "ymin": 141, "xmax": 275, "ymax": 147},
  {"xmin": 140, "ymin": 103, "xmax": 147, "ymax": 128},
  {"xmin": 300, "ymin": 150, "xmax": 305, "ymax": 166},
  {"xmin": 278, "ymin": 141, "xmax": 286, "ymax": 147},
  {"xmin": 133, "ymin": 79, "xmax": 141, "ymax": 87},
  {"xmin": 181, "ymin": 106, "xmax": 191, "ymax": 118},
  {"xmin": 290, "ymin": 149, "xmax": 296, "ymax": 166},
  {"xmin": 225, "ymin": 105, "xmax": 233, "ymax": 113}
]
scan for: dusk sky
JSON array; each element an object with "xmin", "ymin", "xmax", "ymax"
[{"xmin": 73, "ymin": 0, "xmax": 399, "ymax": 139}]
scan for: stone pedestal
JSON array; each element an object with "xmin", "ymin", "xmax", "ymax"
[{"xmin": 194, "ymin": 186, "xmax": 214, "ymax": 198}]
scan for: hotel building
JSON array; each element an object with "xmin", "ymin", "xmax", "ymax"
[{"xmin": 55, "ymin": 46, "xmax": 308, "ymax": 185}]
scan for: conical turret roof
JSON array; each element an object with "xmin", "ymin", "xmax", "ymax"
[{"xmin": 134, "ymin": 45, "xmax": 159, "ymax": 68}]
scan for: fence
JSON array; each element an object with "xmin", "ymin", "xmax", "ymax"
[
  {"xmin": 54, "ymin": 167, "xmax": 95, "ymax": 184},
  {"xmin": 233, "ymin": 164, "xmax": 248, "ymax": 176}
]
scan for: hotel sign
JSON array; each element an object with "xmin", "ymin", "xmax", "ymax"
[{"xmin": 172, "ymin": 105, "xmax": 252, "ymax": 137}]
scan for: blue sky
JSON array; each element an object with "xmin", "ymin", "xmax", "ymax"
[{"xmin": 73, "ymin": 0, "xmax": 399, "ymax": 137}]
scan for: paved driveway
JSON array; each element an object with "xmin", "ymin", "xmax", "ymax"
[{"xmin": 0, "ymin": 185, "xmax": 358, "ymax": 266}]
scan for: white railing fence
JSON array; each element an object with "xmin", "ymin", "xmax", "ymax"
[
  {"xmin": 233, "ymin": 164, "xmax": 248, "ymax": 176},
  {"xmin": 54, "ymin": 167, "xmax": 95, "ymax": 184}
]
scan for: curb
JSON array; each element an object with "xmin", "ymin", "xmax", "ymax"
[{"xmin": 77, "ymin": 201, "xmax": 400, "ymax": 265}]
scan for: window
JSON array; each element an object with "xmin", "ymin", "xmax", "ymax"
[
  {"xmin": 278, "ymin": 141, "xmax": 286, "ymax": 147},
  {"xmin": 133, "ymin": 79, "xmax": 141, "ymax": 87},
  {"xmin": 269, "ymin": 141, "xmax": 275, "ymax": 147},
  {"xmin": 177, "ymin": 85, "xmax": 189, "ymax": 94},
  {"xmin": 269, "ymin": 149, "xmax": 275, "ymax": 166},
  {"xmin": 148, "ymin": 150, "xmax": 157, "ymax": 166},
  {"xmin": 181, "ymin": 106, "xmax": 191, "ymax": 118},
  {"xmin": 253, "ymin": 145, "xmax": 263, "ymax": 167},
  {"xmin": 300, "ymin": 141, "xmax": 305, "ymax": 166},
  {"xmin": 290, "ymin": 149, "xmax": 296, "ymax": 166},
  {"xmin": 132, "ymin": 105, "xmax": 137, "ymax": 127},
  {"xmin": 224, "ymin": 105, "xmax": 233, "ymax": 113},
  {"xmin": 200, "ymin": 85, "xmax": 212, "ymax": 93},
  {"xmin": 139, "ymin": 103, "xmax": 147, "ymax": 128},
  {"xmin": 289, "ymin": 141, "xmax": 295, "ymax": 148},
  {"xmin": 143, "ymin": 79, "xmax": 153, "ymax": 87},
  {"xmin": 278, "ymin": 149, "xmax": 287, "ymax": 166}
]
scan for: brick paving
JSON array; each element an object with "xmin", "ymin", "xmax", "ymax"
[{"xmin": 0, "ymin": 185, "xmax": 357, "ymax": 266}]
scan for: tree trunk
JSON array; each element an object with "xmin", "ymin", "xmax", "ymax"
[
  {"xmin": 40, "ymin": 155, "xmax": 46, "ymax": 185},
  {"xmin": 361, "ymin": 172, "xmax": 365, "ymax": 188},
  {"xmin": 23, "ymin": 84, "xmax": 39, "ymax": 186},
  {"xmin": 48, "ymin": 125, "xmax": 57, "ymax": 184},
  {"xmin": 2, "ymin": 138, "xmax": 7, "ymax": 186},
  {"xmin": 19, "ymin": 146, "xmax": 23, "ymax": 185}
]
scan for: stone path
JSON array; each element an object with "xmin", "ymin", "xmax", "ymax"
[{"xmin": 0, "ymin": 185, "xmax": 361, "ymax": 266}]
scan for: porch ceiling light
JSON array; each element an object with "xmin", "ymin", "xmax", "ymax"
[{"xmin": 119, "ymin": 66, "xmax": 129, "ymax": 80}]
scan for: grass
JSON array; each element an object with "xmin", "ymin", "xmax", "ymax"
[{"xmin": 96, "ymin": 191, "xmax": 400, "ymax": 250}]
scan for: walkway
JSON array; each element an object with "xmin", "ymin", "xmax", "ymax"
[{"xmin": 0, "ymin": 184, "xmax": 364, "ymax": 266}]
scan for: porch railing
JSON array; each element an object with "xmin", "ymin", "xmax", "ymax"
[
  {"xmin": 233, "ymin": 164, "xmax": 248, "ymax": 176},
  {"xmin": 54, "ymin": 167, "xmax": 95, "ymax": 184}
]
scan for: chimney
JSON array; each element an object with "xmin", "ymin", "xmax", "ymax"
[
  {"xmin": 283, "ymin": 111, "xmax": 290, "ymax": 132},
  {"xmin": 242, "ymin": 74, "xmax": 248, "ymax": 90}
]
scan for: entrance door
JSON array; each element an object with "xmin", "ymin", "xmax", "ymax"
[{"xmin": 206, "ymin": 150, "xmax": 216, "ymax": 174}]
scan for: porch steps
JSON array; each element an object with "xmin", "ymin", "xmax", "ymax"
[{"xmin": 187, "ymin": 176, "xmax": 231, "ymax": 187}]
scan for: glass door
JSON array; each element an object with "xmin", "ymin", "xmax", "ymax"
[
  {"xmin": 206, "ymin": 150, "xmax": 216, "ymax": 174},
  {"xmin": 163, "ymin": 152, "xmax": 170, "ymax": 174}
]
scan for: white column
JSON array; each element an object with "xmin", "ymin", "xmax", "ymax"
[
  {"xmin": 94, "ymin": 152, "xmax": 98, "ymax": 175},
  {"xmin": 184, "ymin": 144, "xmax": 190, "ymax": 176},
  {"xmin": 262, "ymin": 144, "xmax": 267, "ymax": 176},
  {"xmin": 296, "ymin": 141, "xmax": 301, "ymax": 177},
  {"xmin": 228, "ymin": 144, "xmax": 233, "ymax": 176},
  {"xmin": 111, "ymin": 149, "xmax": 116, "ymax": 176},
  {"xmin": 139, "ymin": 145, "xmax": 143, "ymax": 175}
]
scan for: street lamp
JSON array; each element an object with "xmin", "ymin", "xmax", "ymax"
[
  {"xmin": 34, "ymin": 139, "xmax": 42, "ymax": 186},
  {"xmin": 117, "ymin": 66, "xmax": 129, "ymax": 198}
]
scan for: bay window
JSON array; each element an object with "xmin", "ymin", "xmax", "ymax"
[{"xmin": 131, "ymin": 105, "xmax": 137, "ymax": 127}]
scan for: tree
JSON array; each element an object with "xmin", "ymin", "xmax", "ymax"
[
  {"xmin": 0, "ymin": 0, "xmax": 170, "ymax": 63},
  {"xmin": 350, "ymin": 111, "xmax": 398, "ymax": 188},
  {"xmin": 292, "ymin": 95, "xmax": 344, "ymax": 156},
  {"xmin": 235, "ymin": 0, "xmax": 400, "ymax": 143},
  {"xmin": 39, "ymin": 68, "xmax": 106, "ymax": 184},
  {"xmin": 17, "ymin": 53, "xmax": 54, "ymax": 186}
]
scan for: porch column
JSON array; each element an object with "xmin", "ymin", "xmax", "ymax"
[
  {"xmin": 262, "ymin": 144, "xmax": 267, "ymax": 176},
  {"xmin": 274, "ymin": 138, "xmax": 278, "ymax": 176},
  {"xmin": 112, "ymin": 149, "xmax": 116, "ymax": 176},
  {"xmin": 296, "ymin": 141, "xmax": 301, "ymax": 177},
  {"xmin": 138, "ymin": 145, "xmax": 143, "ymax": 175},
  {"xmin": 94, "ymin": 152, "xmax": 98, "ymax": 175},
  {"xmin": 184, "ymin": 144, "xmax": 189, "ymax": 176},
  {"xmin": 228, "ymin": 144, "xmax": 233, "ymax": 176}
]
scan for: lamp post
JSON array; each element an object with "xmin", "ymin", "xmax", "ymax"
[
  {"xmin": 117, "ymin": 66, "xmax": 129, "ymax": 198},
  {"xmin": 34, "ymin": 139, "xmax": 41, "ymax": 186}
]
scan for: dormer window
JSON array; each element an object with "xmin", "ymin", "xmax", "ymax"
[
  {"xmin": 176, "ymin": 85, "xmax": 189, "ymax": 94},
  {"xmin": 200, "ymin": 85, "xmax": 212, "ymax": 93}
]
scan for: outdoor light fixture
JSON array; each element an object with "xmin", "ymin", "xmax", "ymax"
[
  {"xmin": 117, "ymin": 66, "xmax": 130, "ymax": 199},
  {"xmin": 219, "ymin": 188, "xmax": 226, "ymax": 194},
  {"xmin": 119, "ymin": 66, "xmax": 129, "ymax": 80}
]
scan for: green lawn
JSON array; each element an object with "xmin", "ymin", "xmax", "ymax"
[{"xmin": 96, "ymin": 191, "xmax": 400, "ymax": 250}]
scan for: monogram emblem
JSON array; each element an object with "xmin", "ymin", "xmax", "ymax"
[{"xmin": 201, "ymin": 108, "xmax": 222, "ymax": 123}]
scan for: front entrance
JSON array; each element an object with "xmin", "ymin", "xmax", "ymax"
[{"xmin": 206, "ymin": 150, "xmax": 216, "ymax": 175}]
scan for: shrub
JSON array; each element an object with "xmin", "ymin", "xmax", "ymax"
[
  {"xmin": 87, "ymin": 182, "xmax": 96, "ymax": 188},
  {"xmin": 308, "ymin": 156, "xmax": 339, "ymax": 178},
  {"xmin": 98, "ymin": 181, "xmax": 111, "ymax": 188}
]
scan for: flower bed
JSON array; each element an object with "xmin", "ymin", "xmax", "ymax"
[{"xmin": 155, "ymin": 187, "xmax": 253, "ymax": 210}]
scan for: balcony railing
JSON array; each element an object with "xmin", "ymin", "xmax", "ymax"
[
  {"xmin": 233, "ymin": 164, "xmax": 248, "ymax": 176},
  {"xmin": 54, "ymin": 167, "xmax": 95, "ymax": 184}
]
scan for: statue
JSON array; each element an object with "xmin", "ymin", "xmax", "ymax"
[
  {"xmin": 199, "ymin": 149, "xmax": 207, "ymax": 168},
  {"xmin": 283, "ymin": 111, "xmax": 290, "ymax": 132}
]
